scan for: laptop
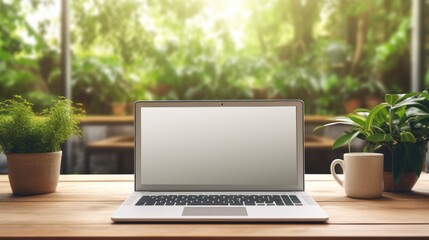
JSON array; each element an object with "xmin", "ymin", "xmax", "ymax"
[{"xmin": 112, "ymin": 100, "xmax": 329, "ymax": 222}]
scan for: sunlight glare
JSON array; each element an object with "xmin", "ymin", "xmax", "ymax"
[{"xmin": 202, "ymin": 0, "xmax": 251, "ymax": 49}]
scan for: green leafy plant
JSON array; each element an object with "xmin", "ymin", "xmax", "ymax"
[
  {"xmin": 0, "ymin": 96, "xmax": 85, "ymax": 153},
  {"xmin": 314, "ymin": 91, "xmax": 429, "ymax": 182}
]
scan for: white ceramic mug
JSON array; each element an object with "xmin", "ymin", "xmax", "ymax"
[{"xmin": 330, "ymin": 153, "xmax": 384, "ymax": 198}]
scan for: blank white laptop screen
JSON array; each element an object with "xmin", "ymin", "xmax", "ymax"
[{"xmin": 139, "ymin": 106, "xmax": 298, "ymax": 187}]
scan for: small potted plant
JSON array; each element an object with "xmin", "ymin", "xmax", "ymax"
[
  {"xmin": 111, "ymin": 79, "xmax": 129, "ymax": 116},
  {"xmin": 315, "ymin": 91, "xmax": 429, "ymax": 191},
  {"xmin": 0, "ymin": 96, "xmax": 84, "ymax": 195}
]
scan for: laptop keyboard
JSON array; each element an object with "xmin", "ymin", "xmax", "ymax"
[{"xmin": 135, "ymin": 194, "xmax": 302, "ymax": 206}]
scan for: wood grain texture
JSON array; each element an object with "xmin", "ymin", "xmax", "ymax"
[
  {"xmin": 304, "ymin": 135, "xmax": 334, "ymax": 148},
  {"xmin": 0, "ymin": 174, "xmax": 428, "ymax": 239},
  {"xmin": 0, "ymin": 225, "xmax": 428, "ymax": 238},
  {"xmin": 86, "ymin": 135, "xmax": 134, "ymax": 150},
  {"xmin": 77, "ymin": 116, "xmax": 133, "ymax": 125},
  {"xmin": 1, "ymin": 201, "xmax": 429, "ymax": 225}
]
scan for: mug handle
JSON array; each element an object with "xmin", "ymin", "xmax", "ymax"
[{"xmin": 330, "ymin": 159, "xmax": 344, "ymax": 187}]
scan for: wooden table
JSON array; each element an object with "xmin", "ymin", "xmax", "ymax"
[{"xmin": 1, "ymin": 174, "xmax": 428, "ymax": 239}]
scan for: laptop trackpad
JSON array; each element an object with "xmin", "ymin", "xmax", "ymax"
[{"xmin": 182, "ymin": 207, "xmax": 248, "ymax": 216}]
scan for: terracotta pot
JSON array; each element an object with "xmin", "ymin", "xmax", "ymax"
[
  {"xmin": 343, "ymin": 98, "xmax": 361, "ymax": 113},
  {"xmin": 365, "ymin": 96, "xmax": 382, "ymax": 109},
  {"xmin": 383, "ymin": 172, "xmax": 419, "ymax": 192},
  {"xmin": 6, "ymin": 151, "xmax": 62, "ymax": 195},
  {"xmin": 148, "ymin": 84, "xmax": 171, "ymax": 96},
  {"xmin": 111, "ymin": 103, "xmax": 127, "ymax": 116},
  {"xmin": 252, "ymin": 88, "xmax": 268, "ymax": 99}
]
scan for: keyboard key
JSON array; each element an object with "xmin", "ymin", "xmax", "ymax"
[
  {"xmin": 213, "ymin": 203, "xmax": 229, "ymax": 206},
  {"xmin": 281, "ymin": 195, "xmax": 294, "ymax": 206},
  {"xmin": 230, "ymin": 202, "xmax": 244, "ymax": 206},
  {"xmin": 188, "ymin": 202, "xmax": 211, "ymax": 205},
  {"xmin": 289, "ymin": 195, "xmax": 302, "ymax": 204}
]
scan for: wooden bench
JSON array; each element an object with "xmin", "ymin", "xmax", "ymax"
[
  {"xmin": 84, "ymin": 135, "xmax": 134, "ymax": 173},
  {"xmin": 84, "ymin": 134, "xmax": 336, "ymax": 174}
]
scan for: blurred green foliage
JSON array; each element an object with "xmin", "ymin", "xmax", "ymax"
[
  {"xmin": 0, "ymin": 0, "xmax": 414, "ymax": 114},
  {"xmin": 0, "ymin": 0, "xmax": 60, "ymax": 111}
]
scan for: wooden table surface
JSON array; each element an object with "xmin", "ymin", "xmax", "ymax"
[{"xmin": 0, "ymin": 174, "xmax": 428, "ymax": 239}]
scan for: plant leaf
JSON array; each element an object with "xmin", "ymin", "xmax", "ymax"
[
  {"xmin": 347, "ymin": 131, "xmax": 361, "ymax": 152},
  {"xmin": 366, "ymin": 134, "xmax": 393, "ymax": 142},
  {"xmin": 392, "ymin": 101, "xmax": 429, "ymax": 112},
  {"xmin": 395, "ymin": 92, "xmax": 420, "ymax": 104},
  {"xmin": 346, "ymin": 113, "xmax": 366, "ymax": 127},
  {"xmin": 396, "ymin": 106, "xmax": 406, "ymax": 118},
  {"xmin": 353, "ymin": 108, "xmax": 370, "ymax": 113},
  {"xmin": 366, "ymin": 103, "xmax": 389, "ymax": 131},
  {"xmin": 333, "ymin": 116, "xmax": 354, "ymax": 122},
  {"xmin": 373, "ymin": 107, "xmax": 388, "ymax": 125},
  {"xmin": 312, "ymin": 121, "xmax": 357, "ymax": 132},
  {"xmin": 420, "ymin": 91, "xmax": 429, "ymax": 100},
  {"xmin": 400, "ymin": 132, "xmax": 416, "ymax": 143},
  {"xmin": 385, "ymin": 94, "xmax": 399, "ymax": 105},
  {"xmin": 406, "ymin": 107, "xmax": 429, "ymax": 117},
  {"xmin": 332, "ymin": 132, "xmax": 357, "ymax": 150}
]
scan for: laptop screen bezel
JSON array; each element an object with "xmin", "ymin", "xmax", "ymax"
[{"xmin": 134, "ymin": 100, "xmax": 304, "ymax": 191}]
